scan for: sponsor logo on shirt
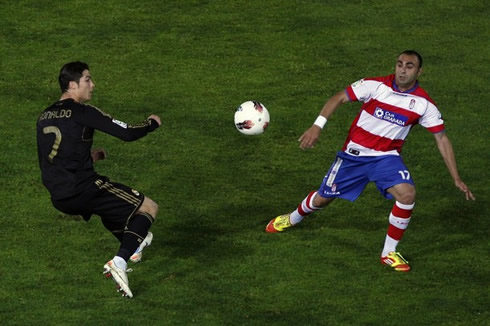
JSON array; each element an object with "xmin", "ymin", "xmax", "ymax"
[
  {"xmin": 374, "ymin": 107, "xmax": 408, "ymax": 126},
  {"xmin": 112, "ymin": 119, "xmax": 128, "ymax": 128}
]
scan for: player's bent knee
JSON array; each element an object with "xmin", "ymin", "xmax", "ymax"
[
  {"xmin": 398, "ymin": 190, "xmax": 416, "ymax": 205},
  {"xmin": 138, "ymin": 197, "xmax": 159, "ymax": 218},
  {"xmin": 313, "ymin": 194, "xmax": 335, "ymax": 207},
  {"xmin": 389, "ymin": 184, "xmax": 416, "ymax": 205}
]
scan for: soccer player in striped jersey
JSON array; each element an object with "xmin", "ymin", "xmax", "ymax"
[{"xmin": 266, "ymin": 50, "xmax": 475, "ymax": 272}]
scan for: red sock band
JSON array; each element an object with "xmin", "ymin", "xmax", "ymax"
[
  {"xmin": 297, "ymin": 191, "xmax": 318, "ymax": 216},
  {"xmin": 387, "ymin": 224, "xmax": 405, "ymax": 240}
]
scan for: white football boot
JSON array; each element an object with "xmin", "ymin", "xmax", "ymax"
[
  {"xmin": 103, "ymin": 260, "xmax": 133, "ymax": 298},
  {"xmin": 129, "ymin": 232, "xmax": 153, "ymax": 263}
]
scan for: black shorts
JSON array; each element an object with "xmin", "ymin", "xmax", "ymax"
[{"xmin": 51, "ymin": 176, "xmax": 144, "ymax": 233}]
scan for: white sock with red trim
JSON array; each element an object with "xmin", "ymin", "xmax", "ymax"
[
  {"xmin": 381, "ymin": 201, "xmax": 414, "ymax": 257},
  {"xmin": 289, "ymin": 191, "xmax": 322, "ymax": 225}
]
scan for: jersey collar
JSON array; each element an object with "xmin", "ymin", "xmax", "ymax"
[{"xmin": 392, "ymin": 80, "xmax": 419, "ymax": 94}]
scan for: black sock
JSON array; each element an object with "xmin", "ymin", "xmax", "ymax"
[{"xmin": 116, "ymin": 213, "xmax": 154, "ymax": 261}]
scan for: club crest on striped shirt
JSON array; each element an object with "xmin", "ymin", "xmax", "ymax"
[{"xmin": 409, "ymin": 99, "xmax": 416, "ymax": 109}]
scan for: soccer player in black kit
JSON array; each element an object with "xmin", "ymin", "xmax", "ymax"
[{"xmin": 37, "ymin": 61, "xmax": 162, "ymax": 298}]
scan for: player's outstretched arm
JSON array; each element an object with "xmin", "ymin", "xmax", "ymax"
[
  {"xmin": 433, "ymin": 132, "xmax": 475, "ymax": 200},
  {"xmin": 82, "ymin": 105, "xmax": 162, "ymax": 142},
  {"xmin": 298, "ymin": 91, "xmax": 349, "ymax": 149}
]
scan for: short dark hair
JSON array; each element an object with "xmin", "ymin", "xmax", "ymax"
[
  {"xmin": 399, "ymin": 50, "xmax": 423, "ymax": 68},
  {"xmin": 58, "ymin": 61, "xmax": 89, "ymax": 93}
]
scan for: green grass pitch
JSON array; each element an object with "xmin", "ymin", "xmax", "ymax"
[{"xmin": 0, "ymin": 0, "xmax": 488, "ymax": 325}]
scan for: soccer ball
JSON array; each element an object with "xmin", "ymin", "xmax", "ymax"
[{"xmin": 234, "ymin": 101, "xmax": 270, "ymax": 135}]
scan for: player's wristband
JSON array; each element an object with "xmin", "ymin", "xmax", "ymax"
[{"xmin": 313, "ymin": 116, "xmax": 327, "ymax": 129}]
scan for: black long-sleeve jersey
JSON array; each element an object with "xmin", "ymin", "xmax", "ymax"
[{"xmin": 37, "ymin": 98, "xmax": 159, "ymax": 200}]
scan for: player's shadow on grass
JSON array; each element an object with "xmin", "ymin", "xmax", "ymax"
[
  {"xmin": 157, "ymin": 203, "xmax": 262, "ymax": 263},
  {"xmin": 161, "ymin": 222, "xmax": 249, "ymax": 260}
]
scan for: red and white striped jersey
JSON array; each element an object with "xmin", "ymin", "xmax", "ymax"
[{"xmin": 343, "ymin": 74, "xmax": 444, "ymax": 156}]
